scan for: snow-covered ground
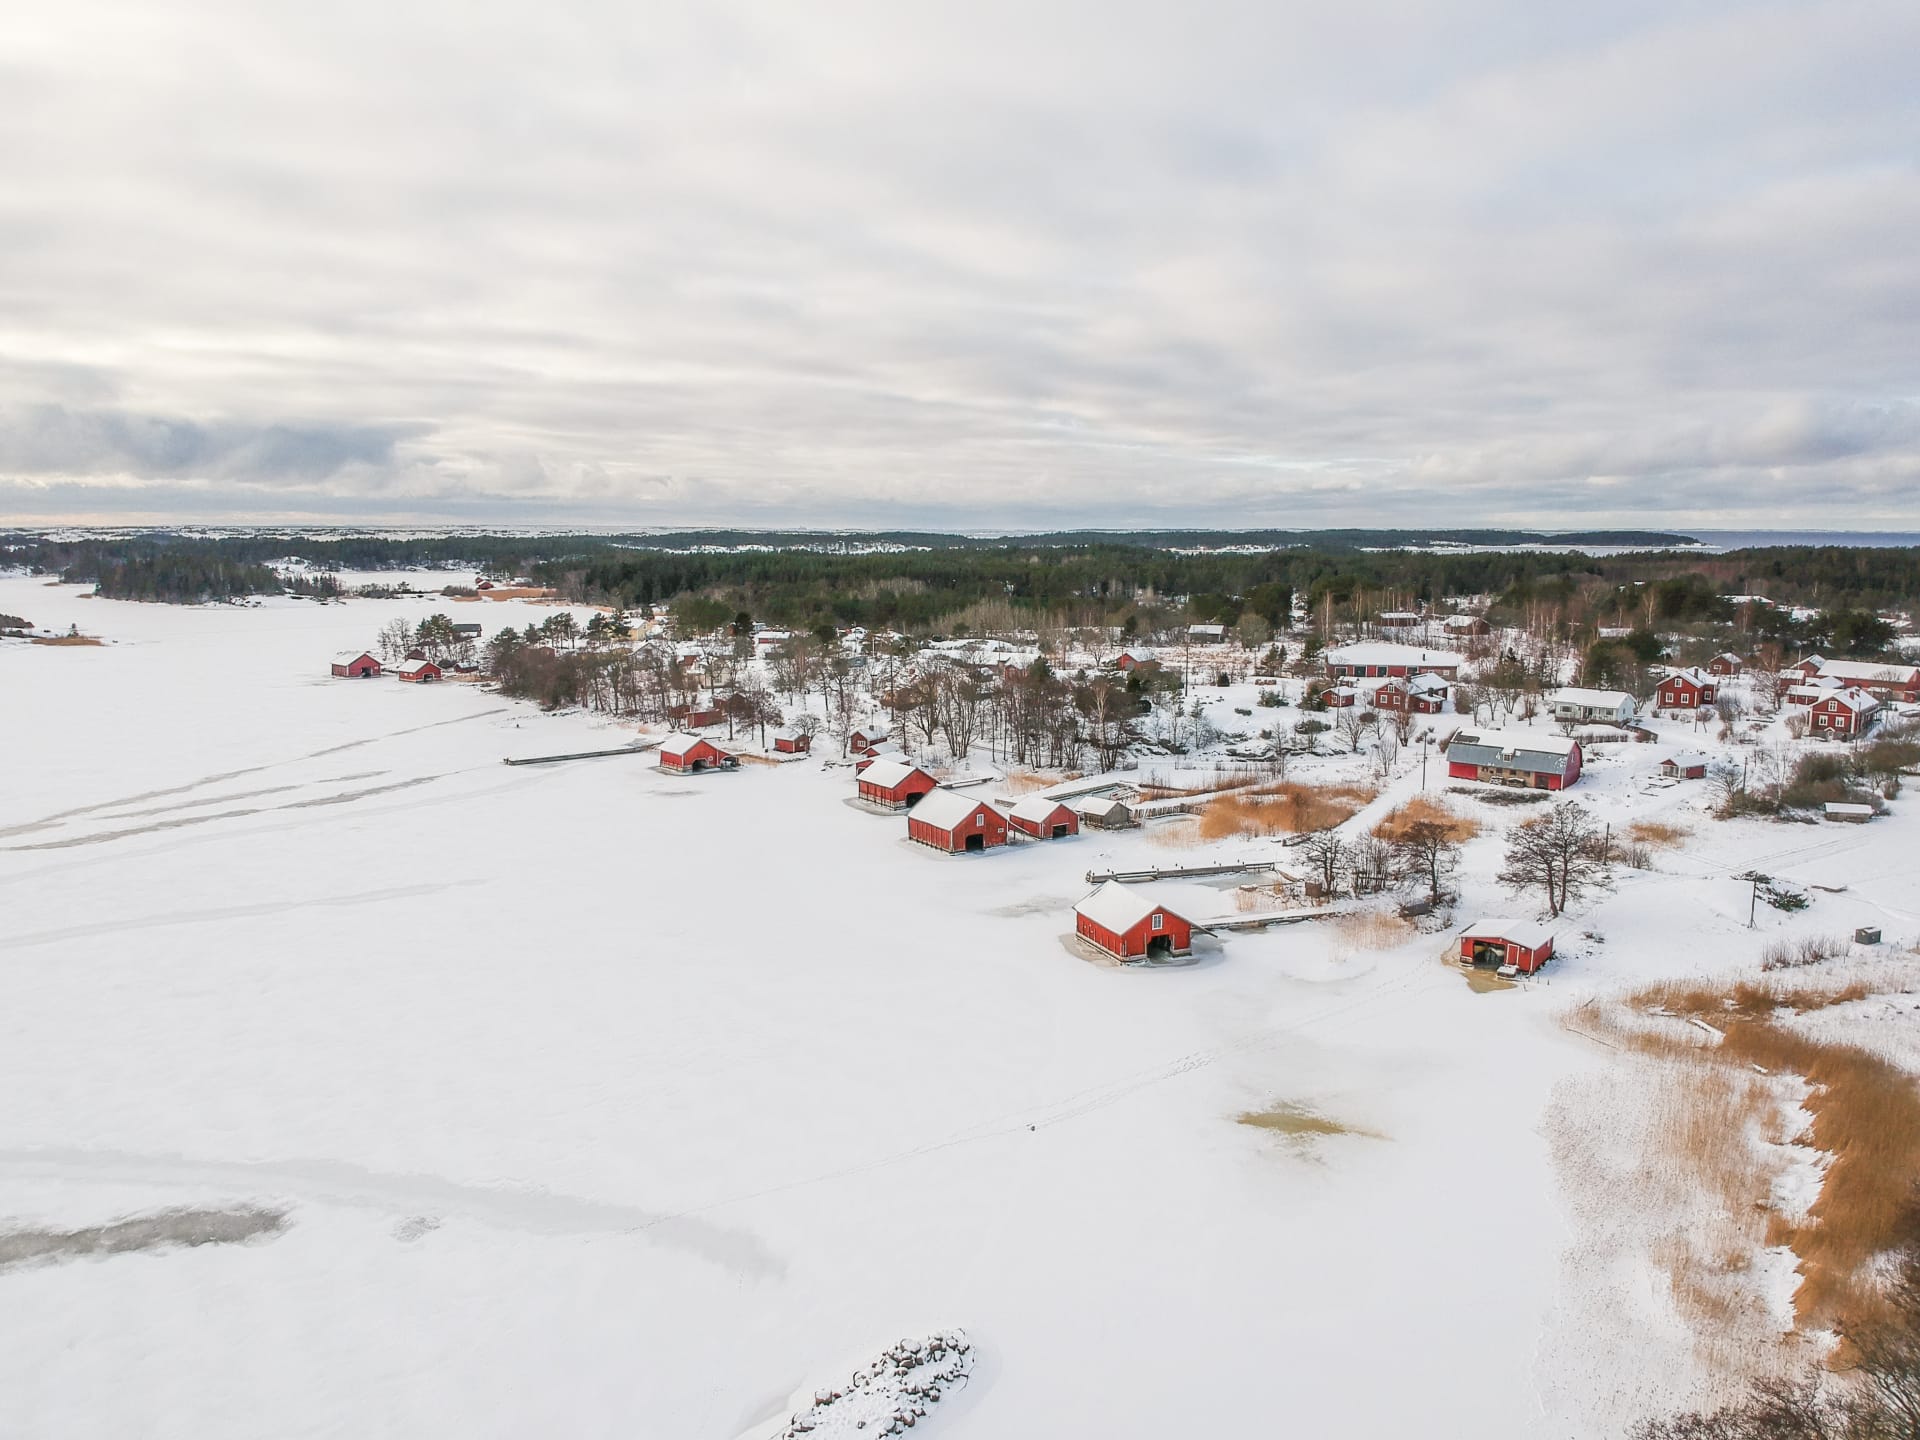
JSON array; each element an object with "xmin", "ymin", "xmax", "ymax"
[{"xmin": 2, "ymin": 574, "xmax": 1916, "ymax": 1438}]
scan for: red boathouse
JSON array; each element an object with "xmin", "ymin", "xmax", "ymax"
[
  {"xmin": 907, "ymin": 789, "xmax": 1009, "ymax": 853},
  {"xmin": 1074, "ymin": 881, "xmax": 1194, "ymax": 961}
]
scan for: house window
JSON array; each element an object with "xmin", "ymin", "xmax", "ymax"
[
  {"xmin": 976, "ymin": 813, "xmax": 984, "ymax": 827},
  {"xmin": 1152, "ymin": 913, "xmax": 1164, "ymax": 931}
]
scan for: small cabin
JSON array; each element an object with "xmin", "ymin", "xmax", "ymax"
[
  {"xmin": 1072, "ymin": 795, "xmax": 1136, "ymax": 830},
  {"xmin": 1458, "ymin": 920, "xmax": 1556, "ymax": 975},
  {"xmin": 1708, "ymin": 653, "xmax": 1745, "ymax": 677},
  {"xmin": 1659, "ymin": 754, "xmax": 1708, "ymax": 780},
  {"xmin": 331, "ymin": 651, "xmax": 382, "ymax": 679},
  {"xmin": 849, "ymin": 723, "xmax": 892, "ymax": 753},
  {"xmin": 658, "ymin": 733, "xmax": 737, "ymax": 773},
  {"xmin": 394, "ymin": 658, "xmax": 442, "ymax": 682},
  {"xmin": 1823, "ymin": 802, "xmax": 1875, "ymax": 824},
  {"xmin": 907, "ymin": 789, "xmax": 1010, "ymax": 853},
  {"xmin": 1074, "ymin": 881, "xmax": 1194, "ymax": 961},
  {"xmin": 771, "ymin": 728, "xmax": 811, "ymax": 755},
  {"xmin": 1008, "ymin": 795, "xmax": 1080, "ymax": 840}
]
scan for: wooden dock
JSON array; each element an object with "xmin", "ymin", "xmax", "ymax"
[
  {"xmin": 1084, "ymin": 859, "xmax": 1277, "ymax": 884},
  {"xmin": 1200, "ymin": 907, "xmax": 1337, "ymax": 933},
  {"xmin": 502, "ymin": 740, "xmax": 661, "ymax": 767}
]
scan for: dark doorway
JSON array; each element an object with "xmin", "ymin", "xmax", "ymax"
[
  {"xmin": 904, "ymin": 791, "xmax": 922, "ymax": 807},
  {"xmin": 1146, "ymin": 935, "xmax": 1173, "ymax": 958},
  {"xmin": 964, "ymin": 833, "xmax": 985, "ymax": 852},
  {"xmin": 1470, "ymin": 939, "xmax": 1507, "ymax": 967},
  {"xmin": 1051, "ymin": 824, "xmax": 1070, "ymax": 838}
]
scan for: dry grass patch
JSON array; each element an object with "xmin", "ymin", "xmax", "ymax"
[
  {"xmin": 1237, "ymin": 1102, "xmax": 1384, "ymax": 1141},
  {"xmin": 1570, "ymin": 965, "xmax": 1920, "ymax": 1345},
  {"xmin": 1329, "ymin": 911, "xmax": 1415, "ymax": 958},
  {"xmin": 1371, "ymin": 794, "xmax": 1480, "ymax": 844},
  {"xmin": 29, "ymin": 634, "xmax": 102, "ymax": 647},
  {"xmin": 1628, "ymin": 819, "xmax": 1692, "ymax": 849},
  {"xmin": 1001, "ymin": 770, "xmax": 1063, "ymax": 796},
  {"xmin": 1195, "ymin": 782, "xmax": 1374, "ymax": 840}
]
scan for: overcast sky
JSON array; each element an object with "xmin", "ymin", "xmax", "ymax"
[{"xmin": 3, "ymin": 0, "xmax": 1917, "ymax": 529}]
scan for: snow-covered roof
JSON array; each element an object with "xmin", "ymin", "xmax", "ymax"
[
  {"xmin": 1323, "ymin": 643, "xmax": 1464, "ymax": 668},
  {"xmin": 862, "ymin": 740, "xmax": 904, "ymax": 759},
  {"xmin": 1115, "ymin": 646, "xmax": 1157, "ymax": 663},
  {"xmin": 1460, "ymin": 918, "xmax": 1556, "ymax": 949},
  {"xmin": 333, "ymin": 649, "xmax": 378, "ymax": 663},
  {"xmin": 1446, "ymin": 728, "xmax": 1579, "ymax": 759},
  {"xmin": 1069, "ymin": 794, "xmax": 1133, "ymax": 819},
  {"xmin": 770, "ymin": 727, "xmax": 805, "ymax": 743},
  {"xmin": 1187, "ymin": 623, "xmax": 1228, "ymax": 637},
  {"xmin": 1818, "ymin": 688, "xmax": 1881, "ymax": 713},
  {"xmin": 659, "ymin": 732, "xmax": 720, "ymax": 757},
  {"xmin": 852, "ymin": 720, "xmax": 892, "ymax": 740},
  {"xmin": 1824, "ymin": 802, "xmax": 1875, "ymax": 817},
  {"xmin": 859, "ymin": 756, "xmax": 927, "ymax": 789},
  {"xmin": 909, "ymin": 787, "xmax": 998, "ymax": 831},
  {"xmin": 1075, "ymin": 880, "xmax": 1188, "ymax": 933},
  {"xmin": 394, "ymin": 658, "xmax": 438, "ymax": 675},
  {"xmin": 1661, "ymin": 667, "xmax": 1713, "ymax": 686},
  {"xmin": 1009, "ymin": 793, "xmax": 1073, "ymax": 824},
  {"xmin": 1441, "ymin": 613, "xmax": 1483, "ymax": 628},
  {"xmin": 1816, "ymin": 658, "xmax": 1919, "ymax": 684},
  {"xmin": 1549, "ymin": 687, "xmax": 1634, "ymax": 709}
]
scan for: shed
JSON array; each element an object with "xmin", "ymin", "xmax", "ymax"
[
  {"xmin": 1823, "ymin": 802, "xmax": 1875, "ymax": 824},
  {"xmin": 1659, "ymin": 754, "xmax": 1709, "ymax": 780},
  {"xmin": 1008, "ymin": 794, "xmax": 1080, "ymax": 840},
  {"xmin": 331, "ymin": 650, "xmax": 382, "ymax": 679},
  {"xmin": 1458, "ymin": 919, "xmax": 1556, "ymax": 975},
  {"xmin": 1074, "ymin": 881, "xmax": 1194, "ymax": 961},
  {"xmin": 907, "ymin": 789, "xmax": 1010, "ymax": 853},
  {"xmin": 771, "ymin": 728, "xmax": 811, "ymax": 754},
  {"xmin": 658, "ymin": 733, "xmax": 737, "ymax": 773},
  {"xmin": 1708, "ymin": 652, "xmax": 1745, "ymax": 676},
  {"xmin": 394, "ymin": 658, "xmax": 442, "ymax": 682},
  {"xmin": 857, "ymin": 757, "xmax": 939, "ymax": 809},
  {"xmin": 854, "ymin": 741, "xmax": 905, "ymax": 772},
  {"xmin": 1071, "ymin": 795, "xmax": 1136, "ymax": 829}
]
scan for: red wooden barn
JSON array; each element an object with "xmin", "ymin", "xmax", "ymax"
[
  {"xmin": 771, "ymin": 728, "xmax": 811, "ymax": 755},
  {"xmin": 331, "ymin": 650, "xmax": 382, "ymax": 679},
  {"xmin": 1708, "ymin": 652, "xmax": 1745, "ymax": 677},
  {"xmin": 907, "ymin": 789, "xmax": 1009, "ymax": 853},
  {"xmin": 856, "ymin": 757, "xmax": 939, "ymax": 809},
  {"xmin": 1458, "ymin": 919, "xmax": 1556, "ymax": 974},
  {"xmin": 394, "ymin": 658, "xmax": 442, "ymax": 682},
  {"xmin": 1074, "ymin": 881, "xmax": 1194, "ymax": 961},
  {"xmin": 1655, "ymin": 668, "xmax": 1717, "ymax": 709},
  {"xmin": 1110, "ymin": 647, "xmax": 1157, "ymax": 672},
  {"xmin": 1373, "ymin": 674, "xmax": 1448, "ymax": 714},
  {"xmin": 658, "ymin": 733, "xmax": 737, "ymax": 773},
  {"xmin": 1008, "ymin": 794, "xmax": 1080, "ymax": 839}
]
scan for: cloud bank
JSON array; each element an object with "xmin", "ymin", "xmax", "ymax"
[{"xmin": 2, "ymin": 0, "xmax": 1916, "ymax": 528}]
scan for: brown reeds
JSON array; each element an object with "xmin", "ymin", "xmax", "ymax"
[{"xmin": 1370, "ymin": 794, "xmax": 1481, "ymax": 844}]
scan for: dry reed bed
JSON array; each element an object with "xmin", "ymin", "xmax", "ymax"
[
  {"xmin": 1568, "ymin": 961, "xmax": 1920, "ymax": 1345},
  {"xmin": 1192, "ymin": 782, "xmax": 1376, "ymax": 841},
  {"xmin": 1370, "ymin": 794, "xmax": 1481, "ymax": 844}
]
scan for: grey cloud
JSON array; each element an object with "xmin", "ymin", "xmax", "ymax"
[{"xmin": 0, "ymin": 0, "xmax": 1917, "ymax": 526}]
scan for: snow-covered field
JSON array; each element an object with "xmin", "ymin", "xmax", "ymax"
[{"xmin": 3, "ymin": 574, "xmax": 1916, "ymax": 1438}]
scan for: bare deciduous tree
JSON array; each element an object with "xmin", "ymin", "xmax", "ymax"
[{"xmin": 1497, "ymin": 801, "xmax": 1613, "ymax": 916}]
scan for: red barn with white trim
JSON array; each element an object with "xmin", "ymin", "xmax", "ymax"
[
  {"xmin": 1808, "ymin": 687, "xmax": 1880, "ymax": 738},
  {"xmin": 331, "ymin": 651, "xmax": 382, "ymax": 679},
  {"xmin": 1458, "ymin": 919, "xmax": 1556, "ymax": 975},
  {"xmin": 907, "ymin": 789, "xmax": 1009, "ymax": 853},
  {"xmin": 394, "ymin": 658, "xmax": 442, "ymax": 682},
  {"xmin": 1007, "ymin": 794, "xmax": 1080, "ymax": 839},
  {"xmin": 1074, "ymin": 881, "xmax": 1194, "ymax": 960},
  {"xmin": 658, "ymin": 733, "xmax": 737, "ymax": 772},
  {"xmin": 771, "ymin": 728, "xmax": 811, "ymax": 754},
  {"xmin": 857, "ymin": 757, "xmax": 939, "ymax": 809}
]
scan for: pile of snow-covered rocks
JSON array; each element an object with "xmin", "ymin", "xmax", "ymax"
[{"xmin": 766, "ymin": 1331, "xmax": 972, "ymax": 1438}]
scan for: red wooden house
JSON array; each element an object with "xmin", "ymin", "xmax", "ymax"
[
  {"xmin": 1655, "ymin": 668, "xmax": 1717, "ymax": 710},
  {"xmin": 1110, "ymin": 647, "xmax": 1157, "ymax": 672},
  {"xmin": 1707, "ymin": 652, "xmax": 1745, "ymax": 677},
  {"xmin": 331, "ymin": 650, "xmax": 382, "ymax": 679},
  {"xmin": 1372, "ymin": 673, "xmax": 1449, "ymax": 715},
  {"xmin": 1458, "ymin": 919, "xmax": 1555, "ymax": 975},
  {"xmin": 1445, "ymin": 730, "xmax": 1582, "ymax": 790},
  {"xmin": 771, "ymin": 728, "xmax": 811, "ymax": 754},
  {"xmin": 907, "ymin": 789, "xmax": 1010, "ymax": 853},
  {"xmin": 856, "ymin": 757, "xmax": 939, "ymax": 809},
  {"xmin": 394, "ymin": 658, "xmax": 442, "ymax": 682},
  {"xmin": 1074, "ymin": 881, "xmax": 1194, "ymax": 961},
  {"xmin": 1808, "ymin": 688, "xmax": 1880, "ymax": 738},
  {"xmin": 668, "ymin": 703, "xmax": 725, "ymax": 729},
  {"xmin": 658, "ymin": 733, "xmax": 737, "ymax": 772},
  {"xmin": 849, "ymin": 722, "xmax": 892, "ymax": 753},
  {"xmin": 1008, "ymin": 794, "xmax": 1080, "ymax": 839},
  {"xmin": 1659, "ymin": 754, "xmax": 1709, "ymax": 779}
]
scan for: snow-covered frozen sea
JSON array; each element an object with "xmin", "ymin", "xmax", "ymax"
[{"xmin": 2, "ymin": 574, "xmax": 1914, "ymax": 1438}]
